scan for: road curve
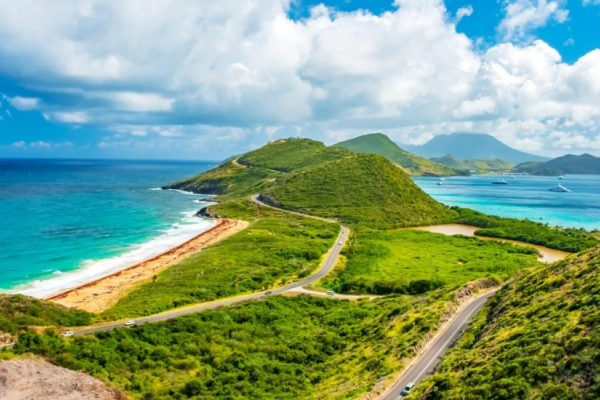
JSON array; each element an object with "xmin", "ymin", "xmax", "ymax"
[
  {"xmin": 72, "ymin": 198, "xmax": 348, "ymax": 336},
  {"xmin": 380, "ymin": 290, "xmax": 497, "ymax": 400}
]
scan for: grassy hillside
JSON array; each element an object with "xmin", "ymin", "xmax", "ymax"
[
  {"xmin": 0, "ymin": 295, "xmax": 93, "ymax": 336},
  {"xmin": 104, "ymin": 201, "xmax": 339, "ymax": 319},
  {"xmin": 454, "ymin": 207, "xmax": 598, "ymax": 253},
  {"xmin": 321, "ymin": 230, "xmax": 539, "ymax": 295},
  {"xmin": 262, "ymin": 154, "xmax": 458, "ymax": 229},
  {"xmin": 513, "ymin": 153, "xmax": 600, "ymax": 176},
  {"xmin": 410, "ymin": 245, "xmax": 600, "ymax": 400},
  {"xmin": 431, "ymin": 154, "xmax": 513, "ymax": 173},
  {"xmin": 15, "ymin": 294, "xmax": 451, "ymax": 400},
  {"xmin": 335, "ymin": 133, "xmax": 467, "ymax": 177},
  {"xmin": 239, "ymin": 138, "xmax": 352, "ymax": 172}
]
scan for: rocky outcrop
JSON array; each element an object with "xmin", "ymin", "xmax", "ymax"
[
  {"xmin": 0, "ymin": 358, "xmax": 126, "ymax": 400},
  {"xmin": 196, "ymin": 206, "xmax": 222, "ymax": 219}
]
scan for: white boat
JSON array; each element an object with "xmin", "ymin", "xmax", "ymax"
[
  {"xmin": 548, "ymin": 184, "xmax": 571, "ymax": 193},
  {"xmin": 558, "ymin": 175, "xmax": 565, "ymax": 180},
  {"xmin": 492, "ymin": 179, "xmax": 508, "ymax": 185},
  {"xmin": 439, "ymin": 178, "xmax": 445, "ymax": 181},
  {"xmin": 437, "ymin": 181, "xmax": 443, "ymax": 186}
]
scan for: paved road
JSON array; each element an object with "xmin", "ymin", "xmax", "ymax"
[
  {"xmin": 72, "ymin": 204, "xmax": 349, "ymax": 335},
  {"xmin": 380, "ymin": 290, "xmax": 497, "ymax": 399}
]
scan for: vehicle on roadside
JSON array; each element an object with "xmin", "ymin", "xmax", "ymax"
[
  {"xmin": 338, "ymin": 241, "xmax": 343, "ymax": 245},
  {"xmin": 265, "ymin": 290, "xmax": 272, "ymax": 295},
  {"xmin": 124, "ymin": 320, "xmax": 136, "ymax": 327},
  {"xmin": 400, "ymin": 382, "xmax": 415, "ymax": 396},
  {"xmin": 326, "ymin": 290, "xmax": 335, "ymax": 296},
  {"xmin": 62, "ymin": 331, "xmax": 74, "ymax": 337}
]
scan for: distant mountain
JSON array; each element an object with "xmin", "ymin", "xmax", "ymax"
[
  {"xmin": 334, "ymin": 133, "xmax": 468, "ymax": 177},
  {"xmin": 401, "ymin": 133, "xmax": 549, "ymax": 164},
  {"xmin": 513, "ymin": 153, "xmax": 600, "ymax": 176},
  {"xmin": 431, "ymin": 154, "xmax": 513, "ymax": 173}
]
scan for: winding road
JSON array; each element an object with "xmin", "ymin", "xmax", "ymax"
[
  {"xmin": 380, "ymin": 290, "xmax": 497, "ymax": 399},
  {"xmin": 72, "ymin": 196, "xmax": 349, "ymax": 336}
]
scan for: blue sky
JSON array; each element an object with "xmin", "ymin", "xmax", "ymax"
[{"xmin": 1, "ymin": 0, "xmax": 599, "ymax": 160}]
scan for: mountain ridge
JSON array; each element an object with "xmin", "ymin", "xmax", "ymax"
[
  {"xmin": 513, "ymin": 153, "xmax": 600, "ymax": 175},
  {"xmin": 401, "ymin": 133, "xmax": 549, "ymax": 164}
]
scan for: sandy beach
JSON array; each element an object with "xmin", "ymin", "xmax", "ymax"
[
  {"xmin": 412, "ymin": 224, "xmax": 571, "ymax": 263},
  {"xmin": 47, "ymin": 218, "xmax": 249, "ymax": 312}
]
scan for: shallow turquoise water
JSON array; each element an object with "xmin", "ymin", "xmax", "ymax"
[
  {"xmin": 413, "ymin": 174, "xmax": 600, "ymax": 231},
  {"xmin": 0, "ymin": 159, "xmax": 213, "ymax": 296}
]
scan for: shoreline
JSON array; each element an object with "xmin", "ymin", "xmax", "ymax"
[
  {"xmin": 46, "ymin": 218, "xmax": 249, "ymax": 313},
  {"xmin": 412, "ymin": 223, "xmax": 571, "ymax": 263}
]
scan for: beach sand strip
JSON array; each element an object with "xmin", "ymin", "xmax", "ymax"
[{"xmin": 46, "ymin": 218, "xmax": 249, "ymax": 313}]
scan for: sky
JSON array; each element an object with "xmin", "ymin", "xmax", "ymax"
[{"xmin": 0, "ymin": 0, "xmax": 599, "ymax": 160}]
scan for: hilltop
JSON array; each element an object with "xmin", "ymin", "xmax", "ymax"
[
  {"xmin": 164, "ymin": 138, "xmax": 350, "ymax": 198},
  {"xmin": 261, "ymin": 154, "xmax": 457, "ymax": 228},
  {"xmin": 410, "ymin": 245, "xmax": 600, "ymax": 399},
  {"xmin": 401, "ymin": 133, "xmax": 548, "ymax": 164},
  {"xmin": 513, "ymin": 153, "xmax": 600, "ymax": 176},
  {"xmin": 334, "ymin": 133, "xmax": 467, "ymax": 177},
  {"xmin": 431, "ymin": 154, "xmax": 513, "ymax": 173}
]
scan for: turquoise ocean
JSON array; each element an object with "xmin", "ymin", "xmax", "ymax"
[
  {"xmin": 413, "ymin": 174, "xmax": 600, "ymax": 231},
  {"xmin": 0, "ymin": 159, "xmax": 213, "ymax": 297}
]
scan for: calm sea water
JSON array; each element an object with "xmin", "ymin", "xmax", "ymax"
[
  {"xmin": 0, "ymin": 159, "xmax": 213, "ymax": 297},
  {"xmin": 413, "ymin": 174, "xmax": 600, "ymax": 231}
]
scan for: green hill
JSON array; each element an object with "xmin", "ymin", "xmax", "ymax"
[
  {"xmin": 431, "ymin": 154, "xmax": 513, "ymax": 173},
  {"xmin": 239, "ymin": 138, "xmax": 352, "ymax": 172},
  {"xmin": 410, "ymin": 245, "xmax": 600, "ymax": 400},
  {"xmin": 261, "ymin": 154, "xmax": 457, "ymax": 228},
  {"xmin": 513, "ymin": 153, "xmax": 600, "ymax": 176},
  {"xmin": 164, "ymin": 138, "xmax": 351, "ymax": 199},
  {"xmin": 334, "ymin": 133, "xmax": 468, "ymax": 177}
]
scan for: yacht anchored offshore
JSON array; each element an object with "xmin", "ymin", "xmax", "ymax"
[
  {"xmin": 493, "ymin": 179, "xmax": 508, "ymax": 185},
  {"xmin": 548, "ymin": 184, "xmax": 571, "ymax": 193}
]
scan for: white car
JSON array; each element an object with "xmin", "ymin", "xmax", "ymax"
[
  {"xmin": 62, "ymin": 331, "xmax": 74, "ymax": 337},
  {"xmin": 124, "ymin": 320, "xmax": 136, "ymax": 327},
  {"xmin": 326, "ymin": 290, "xmax": 335, "ymax": 296},
  {"xmin": 338, "ymin": 241, "xmax": 343, "ymax": 245}
]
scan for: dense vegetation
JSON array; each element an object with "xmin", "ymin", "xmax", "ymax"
[
  {"xmin": 164, "ymin": 160, "xmax": 281, "ymax": 199},
  {"xmin": 321, "ymin": 230, "xmax": 539, "ymax": 295},
  {"xmin": 0, "ymin": 294, "xmax": 92, "ymax": 336},
  {"xmin": 239, "ymin": 138, "xmax": 352, "ymax": 172},
  {"xmin": 431, "ymin": 154, "xmax": 513, "ymax": 173},
  {"xmin": 13, "ymin": 295, "xmax": 450, "ymax": 400},
  {"xmin": 263, "ymin": 154, "xmax": 458, "ymax": 229},
  {"xmin": 454, "ymin": 207, "xmax": 598, "ymax": 252},
  {"xmin": 104, "ymin": 205, "xmax": 339, "ymax": 319},
  {"xmin": 409, "ymin": 245, "xmax": 600, "ymax": 400},
  {"xmin": 334, "ymin": 133, "xmax": 467, "ymax": 177},
  {"xmin": 513, "ymin": 153, "xmax": 600, "ymax": 176}
]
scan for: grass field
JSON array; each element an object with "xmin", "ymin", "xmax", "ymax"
[
  {"xmin": 321, "ymin": 230, "xmax": 540, "ymax": 295},
  {"xmin": 103, "ymin": 207, "xmax": 339, "ymax": 319}
]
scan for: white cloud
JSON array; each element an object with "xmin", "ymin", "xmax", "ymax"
[
  {"xmin": 29, "ymin": 141, "xmax": 52, "ymax": 148},
  {"xmin": 0, "ymin": 0, "xmax": 598, "ymax": 157},
  {"xmin": 7, "ymin": 96, "xmax": 40, "ymax": 110},
  {"xmin": 11, "ymin": 141, "xmax": 26, "ymax": 148},
  {"xmin": 456, "ymin": 6, "xmax": 474, "ymax": 23},
  {"xmin": 498, "ymin": 0, "xmax": 569, "ymax": 41}
]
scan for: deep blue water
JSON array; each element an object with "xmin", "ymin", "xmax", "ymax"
[
  {"xmin": 413, "ymin": 174, "xmax": 600, "ymax": 231},
  {"xmin": 0, "ymin": 159, "xmax": 213, "ymax": 296}
]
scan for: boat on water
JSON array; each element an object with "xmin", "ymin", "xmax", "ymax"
[
  {"xmin": 439, "ymin": 178, "xmax": 445, "ymax": 181},
  {"xmin": 493, "ymin": 179, "xmax": 508, "ymax": 185},
  {"xmin": 511, "ymin": 176, "xmax": 516, "ymax": 180},
  {"xmin": 558, "ymin": 175, "xmax": 565, "ymax": 180},
  {"xmin": 437, "ymin": 181, "xmax": 443, "ymax": 186},
  {"xmin": 549, "ymin": 184, "xmax": 571, "ymax": 193}
]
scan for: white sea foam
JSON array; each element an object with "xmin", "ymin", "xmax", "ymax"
[
  {"xmin": 15, "ymin": 209, "xmax": 216, "ymax": 299},
  {"xmin": 149, "ymin": 187, "xmax": 162, "ymax": 191}
]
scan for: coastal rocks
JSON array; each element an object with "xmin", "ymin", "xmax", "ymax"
[
  {"xmin": 0, "ymin": 358, "xmax": 125, "ymax": 400},
  {"xmin": 196, "ymin": 206, "xmax": 222, "ymax": 219}
]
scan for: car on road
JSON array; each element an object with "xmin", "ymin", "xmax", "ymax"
[
  {"xmin": 62, "ymin": 331, "xmax": 74, "ymax": 337},
  {"xmin": 265, "ymin": 290, "xmax": 272, "ymax": 295},
  {"xmin": 124, "ymin": 320, "xmax": 136, "ymax": 327},
  {"xmin": 326, "ymin": 290, "xmax": 335, "ymax": 296},
  {"xmin": 338, "ymin": 241, "xmax": 343, "ymax": 245},
  {"xmin": 400, "ymin": 382, "xmax": 415, "ymax": 396}
]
